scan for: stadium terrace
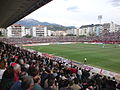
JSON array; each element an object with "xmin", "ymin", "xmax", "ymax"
[
  {"xmin": 0, "ymin": 31, "xmax": 120, "ymax": 45},
  {"xmin": 0, "ymin": 31, "xmax": 120, "ymax": 90}
]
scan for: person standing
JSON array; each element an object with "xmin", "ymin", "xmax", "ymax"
[{"xmin": 84, "ymin": 58, "xmax": 87, "ymax": 64}]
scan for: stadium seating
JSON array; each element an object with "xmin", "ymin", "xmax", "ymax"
[
  {"xmin": 0, "ymin": 31, "xmax": 120, "ymax": 45},
  {"xmin": 0, "ymin": 42, "xmax": 120, "ymax": 90}
]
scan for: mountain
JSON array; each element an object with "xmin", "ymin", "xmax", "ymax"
[{"xmin": 16, "ymin": 19, "xmax": 76, "ymax": 31}]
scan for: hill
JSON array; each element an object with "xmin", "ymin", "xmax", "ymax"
[{"xmin": 16, "ymin": 19, "xmax": 76, "ymax": 31}]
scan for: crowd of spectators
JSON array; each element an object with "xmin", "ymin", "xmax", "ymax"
[
  {"xmin": 0, "ymin": 42, "xmax": 120, "ymax": 90},
  {"xmin": 0, "ymin": 31, "xmax": 120, "ymax": 45}
]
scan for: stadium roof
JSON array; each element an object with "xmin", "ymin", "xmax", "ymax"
[{"xmin": 0, "ymin": 0, "xmax": 52, "ymax": 28}]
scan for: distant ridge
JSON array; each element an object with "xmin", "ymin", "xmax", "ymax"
[{"xmin": 16, "ymin": 19, "xmax": 76, "ymax": 31}]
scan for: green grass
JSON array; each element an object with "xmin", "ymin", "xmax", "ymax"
[{"xmin": 24, "ymin": 43, "xmax": 120, "ymax": 73}]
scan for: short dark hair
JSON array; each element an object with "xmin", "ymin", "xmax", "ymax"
[
  {"xmin": 48, "ymin": 78, "xmax": 55, "ymax": 86},
  {"xmin": 21, "ymin": 76, "xmax": 34, "ymax": 89},
  {"xmin": 2, "ymin": 67, "xmax": 14, "ymax": 79},
  {"xmin": 74, "ymin": 78, "xmax": 79, "ymax": 84},
  {"xmin": 33, "ymin": 76, "xmax": 40, "ymax": 83}
]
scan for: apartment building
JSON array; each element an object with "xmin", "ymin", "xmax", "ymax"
[
  {"xmin": 7, "ymin": 24, "xmax": 26, "ymax": 37},
  {"xmin": 32, "ymin": 25, "xmax": 48, "ymax": 37},
  {"xmin": 79, "ymin": 24, "xmax": 102, "ymax": 36},
  {"xmin": 66, "ymin": 29, "xmax": 79, "ymax": 36}
]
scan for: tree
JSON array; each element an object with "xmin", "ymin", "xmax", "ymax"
[
  {"xmin": 89, "ymin": 32, "xmax": 96, "ymax": 36},
  {"xmin": 79, "ymin": 35, "xmax": 86, "ymax": 37},
  {"xmin": 0, "ymin": 31, "xmax": 2, "ymax": 36},
  {"xmin": 66, "ymin": 34, "xmax": 76, "ymax": 36},
  {"xmin": 23, "ymin": 34, "xmax": 32, "ymax": 38}
]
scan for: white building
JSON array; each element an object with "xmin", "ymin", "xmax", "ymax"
[
  {"xmin": 74, "ymin": 29, "xmax": 79, "ymax": 36},
  {"xmin": 47, "ymin": 30, "xmax": 53, "ymax": 36},
  {"xmin": 32, "ymin": 25, "xmax": 48, "ymax": 37},
  {"xmin": 115, "ymin": 25, "xmax": 120, "ymax": 32},
  {"xmin": 79, "ymin": 24, "xmax": 94, "ymax": 36},
  {"xmin": 53, "ymin": 31, "xmax": 67, "ymax": 36},
  {"xmin": 109, "ymin": 21, "xmax": 120, "ymax": 32},
  {"xmin": 7, "ymin": 24, "xmax": 27, "ymax": 37},
  {"xmin": 66, "ymin": 29, "xmax": 79, "ymax": 36},
  {"xmin": 79, "ymin": 24, "xmax": 102, "ymax": 36},
  {"xmin": 102, "ymin": 22, "xmax": 120, "ymax": 33},
  {"xmin": 0, "ymin": 28, "xmax": 7, "ymax": 36},
  {"xmin": 93, "ymin": 24, "xmax": 102, "ymax": 36},
  {"xmin": 110, "ymin": 22, "xmax": 116, "ymax": 32},
  {"xmin": 79, "ymin": 22, "xmax": 120, "ymax": 36},
  {"xmin": 25, "ymin": 27, "xmax": 31, "ymax": 35}
]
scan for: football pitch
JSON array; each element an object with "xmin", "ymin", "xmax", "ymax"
[{"xmin": 24, "ymin": 43, "xmax": 120, "ymax": 73}]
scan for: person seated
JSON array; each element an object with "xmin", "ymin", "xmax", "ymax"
[
  {"xmin": 0, "ymin": 67, "xmax": 14, "ymax": 90},
  {"xmin": 45, "ymin": 76, "xmax": 58, "ymax": 90},
  {"xmin": 10, "ymin": 76, "xmax": 34, "ymax": 90},
  {"xmin": 32, "ymin": 75, "xmax": 43, "ymax": 90}
]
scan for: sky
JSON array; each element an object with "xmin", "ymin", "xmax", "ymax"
[{"xmin": 25, "ymin": 0, "xmax": 120, "ymax": 27}]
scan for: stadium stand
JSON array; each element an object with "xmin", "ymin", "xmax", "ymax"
[
  {"xmin": 0, "ymin": 41, "xmax": 120, "ymax": 90},
  {"xmin": 0, "ymin": 31, "xmax": 120, "ymax": 45}
]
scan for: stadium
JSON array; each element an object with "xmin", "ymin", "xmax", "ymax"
[{"xmin": 0, "ymin": 0, "xmax": 120, "ymax": 90}]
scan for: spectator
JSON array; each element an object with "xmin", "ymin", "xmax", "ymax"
[
  {"xmin": 72, "ymin": 78, "xmax": 81, "ymax": 90},
  {"xmin": 45, "ymin": 76, "xmax": 58, "ymax": 90},
  {"xmin": 32, "ymin": 75, "xmax": 43, "ymax": 90},
  {"xmin": 77, "ymin": 68, "xmax": 82, "ymax": 80},
  {"xmin": 11, "ymin": 63, "xmax": 21, "ymax": 82},
  {"xmin": 0, "ymin": 67, "xmax": 14, "ymax": 90},
  {"xmin": 0, "ymin": 41, "xmax": 119, "ymax": 90},
  {"xmin": 10, "ymin": 76, "xmax": 34, "ymax": 90}
]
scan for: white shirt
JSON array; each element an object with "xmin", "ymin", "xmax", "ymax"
[
  {"xmin": 0, "ymin": 69, "xmax": 5, "ymax": 79},
  {"xmin": 77, "ymin": 69, "xmax": 82, "ymax": 75}
]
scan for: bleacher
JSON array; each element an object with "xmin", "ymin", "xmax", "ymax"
[{"xmin": 0, "ymin": 41, "xmax": 120, "ymax": 90}]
